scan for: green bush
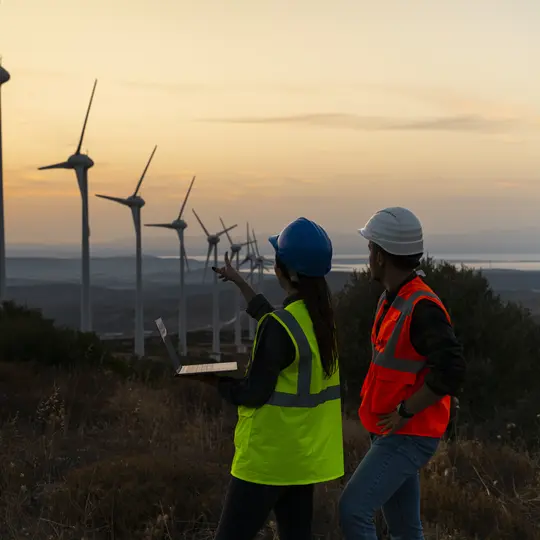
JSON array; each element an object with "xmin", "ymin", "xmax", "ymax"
[
  {"xmin": 335, "ymin": 258, "xmax": 540, "ymax": 446},
  {"xmin": 0, "ymin": 301, "xmax": 111, "ymax": 368}
]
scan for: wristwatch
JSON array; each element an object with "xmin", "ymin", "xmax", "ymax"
[{"xmin": 397, "ymin": 401, "xmax": 415, "ymax": 419}]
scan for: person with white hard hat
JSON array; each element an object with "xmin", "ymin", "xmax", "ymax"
[{"xmin": 339, "ymin": 207, "xmax": 465, "ymax": 539}]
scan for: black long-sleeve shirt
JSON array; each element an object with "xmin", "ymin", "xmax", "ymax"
[
  {"xmin": 376, "ymin": 273, "xmax": 466, "ymax": 396},
  {"xmin": 218, "ymin": 294, "xmax": 296, "ymax": 407},
  {"xmin": 218, "ymin": 278, "xmax": 465, "ymax": 408}
]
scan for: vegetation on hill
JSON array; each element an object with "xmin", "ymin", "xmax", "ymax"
[
  {"xmin": 1, "ymin": 261, "xmax": 539, "ymax": 539},
  {"xmin": 0, "ymin": 301, "xmax": 111, "ymax": 367}
]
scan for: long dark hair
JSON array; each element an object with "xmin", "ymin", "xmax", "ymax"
[{"xmin": 276, "ymin": 257, "xmax": 338, "ymax": 378}]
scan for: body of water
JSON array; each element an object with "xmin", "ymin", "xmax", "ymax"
[{"xmin": 159, "ymin": 253, "xmax": 540, "ymax": 272}]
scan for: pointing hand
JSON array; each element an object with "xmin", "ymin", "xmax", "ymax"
[{"xmin": 212, "ymin": 251, "xmax": 243, "ymax": 285}]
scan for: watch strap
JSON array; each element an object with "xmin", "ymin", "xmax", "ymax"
[{"xmin": 397, "ymin": 401, "xmax": 414, "ymax": 419}]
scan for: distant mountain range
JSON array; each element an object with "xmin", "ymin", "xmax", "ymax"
[
  {"xmin": 7, "ymin": 227, "xmax": 540, "ymax": 257},
  {"xmin": 4, "ymin": 253, "xmax": 540, "ymax": 335}
]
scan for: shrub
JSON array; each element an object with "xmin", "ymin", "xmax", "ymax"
[{"xmin": 0, "ymin": 301, "xmax": 111, "ymax": 368}]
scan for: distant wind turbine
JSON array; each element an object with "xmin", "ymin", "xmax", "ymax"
[
  {"xmin": 145, "ymin": 175, "xmax": 196, "ymax": 356},
  {"xmin": 192, "ymin": 209, "xmax": 237, "ymax": 359},
  {"xmin": 251, "ymin": 228, "xmax": 273, "ymax": 287},
  {"xmin": 0, "ymin": 59, "xmax": 10, "ymax": 302},
  {"xmin": 220, "ymin": 217, "xmax": 251, "ymax": 352},
  {"xmin": 38, "ymin": 79, "xmax": 98, "ymax": 331},
  {"xmin": 249, "ymin": 228, "xmax": 273, "ymax": 313},
  {"xmin": 239, "ymin": 223, "xmax": 258, "ymax": 340},
  {"xmin": 96, "ymin": 145, "xmax": 157, "ymax": 357}
]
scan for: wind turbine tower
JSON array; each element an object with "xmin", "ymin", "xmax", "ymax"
[
  {"xmin": 96, "ymin": 145, "xmax": 157, "ymax": 357},
  {"xmin": 145, "ymin": 175, "xmax": 196, "ymax": 356},
  {"xmin": 220, "ymin": 217, "xmax": 251, "ymax": 352},
  {"xmin": 0, "ymin": 60, "xmax": 10, "ymax": 302},
  {"xmin": 192, "ymin": 209, "xmax": 237, "ymax": 359},
  {"xmin": 39, "ymin": 79, "xmax": 98, "ymax": 331}
]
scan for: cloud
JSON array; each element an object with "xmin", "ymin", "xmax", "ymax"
[
  {"xmin": 495, "ymin": 181, "xmax": 522, "ymax": 189},
  {"xmin": 18, "ymin": 68, "xmax": 80, "ymax": 80},
  {"xmin": 114, "ymin": 80, "xmax": 334, "ymax": 97},
  {"xmin": 199, "ymin": 113, "xmax": 523, "ymax": 133},
  {"xmin": 117, "ymin": 80, "xmax": 209, "ymax": 95},
  {"xmin": 364, "ymin": 83, "xmax": 540, "ymax": 120},
  {"xmin": 492, "ymin": 178, "xmax": 540, "ymax": 190},
  {"xmin": 5, "ymin": 184, "xmax": 78, "ymax": 199}
]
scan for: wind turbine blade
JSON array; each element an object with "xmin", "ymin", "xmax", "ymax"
[
  {"xmin": 76, "ymin": 79, "xmax": 98, "ymax": 154},
  {"xmin": 38, "ymin": 162, "xmax": 71, "ymax": 170},
  {"xmin": 219, "ymin": 218, "xmax": 234, "ymax": 245},
  {"xmin": 178, "ymin": 175, "xmax": 196, "ymax": 219},
  {"xmin": 145, "ymin": 223, "xmax": 174, "ymax": 228},
  {"xmin": 217, "ymin": 224, "xmax": 237, "ymax": 238},
  {"xmin": 203, "ymin": 244, "xmax": 212, "ymax": 283},
  {"xmin": 192, "ymin": 209, "xmax": 210, "ymax": 237},
  {"xmin": 246, "ymin": 223, "xmax": 252, "ymax": 255},
  {"xmin": 133, "ymin": 145, "xmax": 157, "ymax": 196},
  {"xmin": 95, "ymin": 194, "xmax": 130, "ymax": 205},
  {"xmin": 182, "ymin": 245, "xmax": 190, "ymax": 272}
]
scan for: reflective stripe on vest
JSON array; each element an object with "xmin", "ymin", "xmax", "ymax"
[
  {"xmin": 265, "ymin": 309, "xmax": 341, "ymax": 408},
  {"xmin": 372, "ymin": 289, "xmax": 440, "ymax": 374}
]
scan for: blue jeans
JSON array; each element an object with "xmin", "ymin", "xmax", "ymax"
[{"xmin": 339, "ymin": 434, "xmax": 440, "ymax": 539}]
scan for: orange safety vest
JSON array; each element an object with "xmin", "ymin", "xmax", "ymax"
[{"xmin": 359, "ymin": 276, "xmax": 452, "ymax": 438}]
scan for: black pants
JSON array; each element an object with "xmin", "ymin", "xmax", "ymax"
[{"xmin": 214, "ymin": 476, "xmax": 314, "ymax": 540}]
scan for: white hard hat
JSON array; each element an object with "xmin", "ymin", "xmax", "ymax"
[{"xmin": 359, "ymin": 207, "xmax": 423, "ymax": 256}]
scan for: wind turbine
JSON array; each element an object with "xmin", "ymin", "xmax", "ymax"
[
  {"xmin": 192, "ymin": 209, "xmax": 237, "ymax": 359},
  {"xmin": 251, "ymin": 228, "xmax": 273, "ymax": 284},
  {"xmin": 220, "ymin": 217, "xmax": 251, "ymax": 352},
  {"xmin": 0, "ymin": 59, "xmax": 10, "ymax": 302},
  {"xmin": 38, "ymin": 79, "xmax": 98, "ymax": 331},
  {"xmin": 96, "ymin": 145, "xmax": 157, "ymax": 357},
  {"xmin": 240, "ymin": 228, "xmax": 274, "ymax": 343},
  {"xmin": 145, "ymin": 175, "xmax": 196, "ymax": 356},
  {"xmin": 250, "ymin": 228, "xmax": 273, "ymax": 301},
  {"xmin": 240, "ymin": 223, "xmax": 257, "ymax": 341},
  {"xmin": 238, "ymin": 223, "xmax": 258, "ymax": 340}
]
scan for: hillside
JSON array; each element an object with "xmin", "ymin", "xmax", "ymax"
[
  {"xmin": 4, "ymin": 255, "xmax": 540, "ymax": 335},
  {"xmin": 1, "ymin": 261, "xmax": 539, "ymax": 538},
  {"xmin": 1, "ymin": 361, "xmax": 538, "ymax": 540},
  {"xmin": 3, "ymin": 269, "xmax": 351, "ymax": 335}
]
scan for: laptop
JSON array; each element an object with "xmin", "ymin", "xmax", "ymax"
[{"xmin": 154, "ymin": 317, "xmax": 238, "ymax": 376}]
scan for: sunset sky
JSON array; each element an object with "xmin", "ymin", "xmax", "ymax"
[{"xmin": 1, "ymin": 0, "xmax": 539, "ymax": 247}]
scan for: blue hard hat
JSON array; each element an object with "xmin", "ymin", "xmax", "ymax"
[{"xmin": 268, "ymin": 217, "xmax": 332, "ymax": 277}]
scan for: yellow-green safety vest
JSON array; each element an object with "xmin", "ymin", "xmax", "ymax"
[{"xmin": 231, "ymin": 299, "xmax": 344, "ymax": 485}]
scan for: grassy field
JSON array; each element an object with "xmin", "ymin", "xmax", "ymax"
[{"xmin": 0, "ymin": 360, "xmax": 538, "ymax": 540}]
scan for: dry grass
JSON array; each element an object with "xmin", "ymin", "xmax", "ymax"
[{"xmin": 0, "ymin": 361, "xmax": 538, "ymax": 539}]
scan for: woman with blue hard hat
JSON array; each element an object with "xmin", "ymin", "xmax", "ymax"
[{"xmin": 197, "ymin": 217, "xmax": 344, "ymax": 540}]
